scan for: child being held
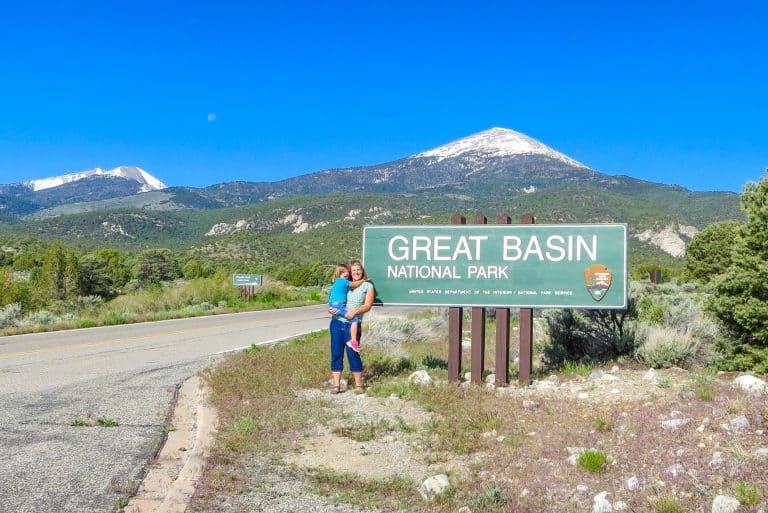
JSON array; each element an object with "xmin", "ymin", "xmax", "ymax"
[{"xmin": 328, "ymin": 264, "xmax": 362, "ymax": 352}]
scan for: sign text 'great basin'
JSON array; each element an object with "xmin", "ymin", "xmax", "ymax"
[{"xmin": 362, "ymin": 224, "xmax": 627, "ymax": 308}]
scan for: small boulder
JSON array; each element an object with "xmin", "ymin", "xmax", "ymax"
[
  {"xmin": 566, "ymin": 447, "xmax": 586, "ymax": 465},
  {"xmin": 709, "ymin": 451, "xmax": 724, "ymax": 467},
  {"xmin": 729, "ymin": 415, "xmax": 750, "ymax": 430},
  {"xmin": 662, "ymin": 418, "xmax": 691, "ymax": 429},
  {"xmin": 733, "ymin": 374, "xmax": 767, "ymax": 394},
  {"xmin": 531, "ymin": 380, "xmax": 557, "ymax": 390},
  {"xmin": 409, "ymin": 370, "xmax": 433, "ymax": 386},
  {"xmin": 664, "ymin": 464, "xmax": 685, "ymax": 477},
  {"xmin": 592, "ymin": 491, "xmax": 613, "ymax": 513},
  {"xmin": 418, "ymin": 474, "xmax": 450, "ymax": 501},
  {"xmin": 712, "ymin": 495, "xmax": 740, "ymax": 513}
]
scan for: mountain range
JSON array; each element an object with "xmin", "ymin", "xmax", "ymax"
[{"xmin": 0, "ymin": 128, "xmax": 745, "ymax": 262}]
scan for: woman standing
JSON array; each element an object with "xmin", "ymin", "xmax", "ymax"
[{"xmin": 329, "ymin": 260, "xmax": 375, "ymax": 394}]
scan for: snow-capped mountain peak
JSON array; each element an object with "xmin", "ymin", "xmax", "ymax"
[
  {"xmin": 414, "ymin": 127, "xmax": 588, "ymax": 168},
  {"xmin": 25, "ymin": 166, "xmax": 167, "ymax": 192},
  {"xmin": 109, "ymin": 166, "xmax": 167, "ymax": 192}
]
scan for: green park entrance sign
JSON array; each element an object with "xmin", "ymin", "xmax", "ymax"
[
  {"xmin": 362, "ymin": 224, "xmax": 627, "ymax": 308},
  {"xmin": 232, "ymin": 274, "xmax": 262, "ymax": 286}
]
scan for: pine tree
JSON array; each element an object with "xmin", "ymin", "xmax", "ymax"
[
  {"xmin": 708, "ymin": 172, "xmax": 768, "ymax": 371},
  {"xmin": 134, "ymin": 249, "xmax": 181, "ymax": 286},
  {"xmin": 684, "ymin": 220, "xmax": 741, "ymax": 283},
  {"xmin": 34, "ymin": 243, "xmax": 82, "ymax": 301},
  {"xmin": 36, "ymin": 243, "xmax": 65, "ymax": 300}
]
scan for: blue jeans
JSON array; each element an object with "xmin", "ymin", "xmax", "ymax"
[{"xmin": 330, "ymin": 317, "xmax": 363, "ymax": 372}]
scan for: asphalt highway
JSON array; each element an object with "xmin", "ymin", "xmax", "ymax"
[{"xmin": 0, "ymin": 305, "xmax": 329, "ymax": 513}]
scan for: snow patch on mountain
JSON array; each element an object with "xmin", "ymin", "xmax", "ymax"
[
  {"xmin": 414, "ymin": 127, "xmax": 588, "ymax": 168},
  {"xmin": 26, "ymin": 166, "xmax": 166, "ymax": 192}
]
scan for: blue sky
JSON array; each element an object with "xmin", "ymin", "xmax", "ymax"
[{"xmin": 1, "ymin": 1, "xmax": 766, "ymax": 192}]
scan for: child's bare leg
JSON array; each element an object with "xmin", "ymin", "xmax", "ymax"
[{"xmin": 350, "ymin": 322, "xmax": 359, "ymax": 342}]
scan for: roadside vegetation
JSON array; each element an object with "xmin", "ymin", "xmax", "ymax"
[
  {"xmin": 190, "ymin": 303, "xmax": 767, "ymax": 512},
  {"xmin": 0, "ymin": 273, "xmax": 322, "ymax": 336},
  {"xmin": 0, "ymin": 244, "xmax": 327, "ymax": 335}
]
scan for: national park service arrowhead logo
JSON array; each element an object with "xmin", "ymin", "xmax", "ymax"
[{"xmin": 584, "ymin": 264, "xmax": 613, "ymax": 302}]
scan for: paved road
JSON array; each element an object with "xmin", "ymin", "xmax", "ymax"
[{"xmin": 0, "ymin": 305, "xmax": 329, "ymax": 513}]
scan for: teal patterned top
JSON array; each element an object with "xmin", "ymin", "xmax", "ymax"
[{"xmin": 335, "ymin": 281, "xmax": 373, "ymax": 323}]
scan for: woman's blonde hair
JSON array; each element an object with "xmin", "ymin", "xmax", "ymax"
[{"xmin": 332, "ymin": 263, "xmax": 350, "ymax": 279}]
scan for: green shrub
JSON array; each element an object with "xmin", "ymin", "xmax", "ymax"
[
  {"xmin": 543, "ymin": 304, "xmax": 637, "ymax": 365},
  {"xmin": 0, "ymin": 303, "xmax": 22, "ymax": 328},
  {"xmin": 473, "ymin": 486, "xmax": 506, "ymax": 508},
  {"xmin": 561, "ymin": 360, "xmax": 594, "ymax": 376},
  {"xmin": 366, "ymin": 379, "xmax": 417, "ymax": 399},
  {"xmin": 102, "ymin": 312, "xmax": 126, "ymax": 325},
  {"xmin": 733, "ymin": 481, "xmax": 762, "ymax": 506},
  {"xmin": 635, "ymin": 324, "xmax": 700, "ymax": 368},
  {"xmin": 76, "ymin": 295, "xmax": 104, "ymax": 310},
  {"xmin": 594, "ymin": 414, "xmax": 613, "ymax": 432},
  {"xmin": 577, "ymin": 450, "xmax": 609, "ymax": 472},
  {"xmin": 364, "ymin": 354, "xmax": 415, "ymax": 377},
  {"xmin": 0, "ymin": 279, "xmax": 33, "ymax": 311},
  {"xmin": 654, "ymin": 496, "xmax": 689, "ymax": 513},
  {"xmin": 363, "ymin": 317, "xmax": 437, "ymax": 357},
  {"xmin": 637, "ymin": 294, "xmax": 665, "ymax": 324},
  {"xmin": 24, "ymin": 310, "xmax": 56, "ymax": 326},
  {"xmin": 694, "ymin": 384, "xmax": 715, "ymax": 401}
]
